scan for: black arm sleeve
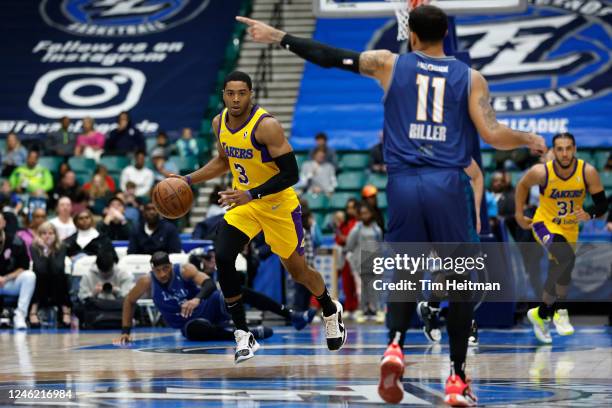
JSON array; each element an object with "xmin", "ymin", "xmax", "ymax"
[
  {"xmin": 280, "ymin": 34, "xmax": 361, "ymax": 74},
  {"xmin": 588, "ymin": 190, "xmax": 608, "ymax": 218},
  {"xmin": 195, "ymin": 278, "xmax": 217, "ymax": 300},
  {"xmin": 249, "ymin": 152, "xmax": 299, "ymax": 199}
]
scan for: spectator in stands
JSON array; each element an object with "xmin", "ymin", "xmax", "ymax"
[
  {"xmin": 9, "ymin": 150, "xmax": 54, "ymax": 197},
  {"xmin": 127, "ymin": 202, "xmax": 181, "ymax": 255},
  {"xmin": 177, "ymin": 127, "xmax": 199, "ymax": 158},
  {"xmin": 49, "ymin": 197, "xmax": 77, "ymax": 241},
  {"xmin": 2, "ymin": 132, "xmax": 28, "ymax": 177},
  {"xmin": 120, "ymin": 150, "xmax": 154, "ymax": 197},
  {"xmin": 74, "ymin": 117, "xmax": 105, "ymax": 161},
  {"xmin": 308, "ymin": 132, "xmax": 338, "ymax": 169},
  {"xmin": 96, "ymin": 197, "xmax": 133, "ymax": 240},
  {"xmin": 49, "ymin": 170, "xmax": 80, "ymax": 209},
  {"xmin": 148, "ymin": 130, "xmax": 175, "ymax": 158},
  {"xmin": 83, "ymin": 165, "xmax": 116, "ymax": 194},
  {"xmin": 47, "ymin": 116, "xmax": 76, "ymax": 159},
  {"xmin": 335, "ymin": 198, "xmax": 360, "ymax": 316},
  {"xmin": 0, "ymin": 213, "xmax": 35, "ymax": 329},
  {"xmin": 29, "ymin": 222, "xmax": 72, "ymax": 328},
  {"xmin": 151, "ymin": 148, "xmax": 179, "ymax": 184},
  {"xmin": 494, "ymin": 148, "xmax": 537, "ymax": 171},
  {"xmin": 65, "ymin": 209, "xmax": 117, "ymax": 261},
  {"xmin": 16, "ymin": 207, "xmax": 47, "ymax": 260},
  {"xmin": 370, "ymin": 131, "xmax": 386, "ymax": 173},
  {"xmin": 488, "ymin": 171, "xmax": 516, "ymax": 239},
  {"xmin": 87, "ymin": 174, "xmax": 114, "ymax": 215},
  {"xmin": 115, "ymin": 187, "xmax": 141, "ymax": 227},
  {"xmin": 55, "ymin": 162, "xmax": 71, "ymax": 185},
  {"xmin": 77, "ymin": 250, "xmax": 134, "ymax": 302},
  {"xmin": 361, "ymin": 184, "xmax": 385, "ymax": 234},
  {"xmin": 0, "ymin": 178, "xmax": 23, "ymax": 213},
  {"xmin": 346, "ymin": 201, "xmax": 384, "ymax": 323},
  {"xmin": 105, "ymin": 111, "xmax": 145, "ymax": 155},
  {"xmin": 297, "ymin": 147, "xmax": 337, "ymax": 195}
]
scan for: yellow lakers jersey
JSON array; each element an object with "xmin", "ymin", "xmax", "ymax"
[
  {"xmin": 532, "ymin": 159, "xmax": 587, "ymax": 242},
  {"xmin": 218, "ymin": 105, "xmax": 296, "ymax": 201}
]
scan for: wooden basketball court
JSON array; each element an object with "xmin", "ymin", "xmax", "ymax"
[{"xmin": 0, "ymin": 322, "xmax": 610, "ymax": 406}]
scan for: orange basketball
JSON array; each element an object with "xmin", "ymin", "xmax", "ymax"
[{"xmin": 152, "ymin": 178, "xmax": 193, "ymax": 219}]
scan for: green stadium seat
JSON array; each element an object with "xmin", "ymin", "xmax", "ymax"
[
  {"xmin": 322, "ymin": 212, "xmax": 335, "ymax": 233},
  {"xmin": 169, "ymin": 155, "xmax": 198, "ymax": 174},
  {"xmin": 601, "ymin": 171, "xmax": 612, "ymax": 189},
  {"xmin": 302, "ymin": 192, "xmax": 328, "ymax": 211},
  {"xmin": 295, "ymin": 151, "xmax": 309, "ymax": 168},
  {"xmin": 329, "ymin": 192, "xmax": 359, "ymax": 210},
  {"xmin": 68, "ymin": 157, "xmax": 96, "ymax": 173},
  {"xmin": 336, "ymin": 171, "xmax": 366, "ymax": 191},
  {"xmin": 339, "ymin": 153, "xmax": 370, "ymax": 170},
  {"xmin": 75, "ymin": 171, "xmax": 93, "ymax": 185},
  {"xmin": 366, "ymin": 173, "xmax": 387, "ymax": 190},
  {"xmin": 576, "ymin": 150, "xmax": 593, "ymax": 163},
  {"xmin": 38, "ymin": 156, "xmax": 63, "ymax": 174},
  {"xmin": 313, "ymin": 211, "xmax": 327, "ymax": 232},
  {"xmin": 195, "ymin": 137, "xmax": 210, "ymax": 155},
  {"xmin": 376, "ymin": 192, "xmax": 388, "ymax": 210},
  {"xmin": 99, "ymin": 156, "xmax": 130, "ymax": 173},
  {"xmin": 481, "ymin": 151, "xmax": 494, "ymax": 170},
  {"xmin": 594, "ymin": 151, "xmax": 609, "ymax": 170}
]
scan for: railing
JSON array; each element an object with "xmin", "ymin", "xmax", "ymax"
[{"xmin": 254, "ymin": 0, "xmax": 289, "ymax": 99}]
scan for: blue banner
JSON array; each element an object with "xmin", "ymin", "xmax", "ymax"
[
  {"xmin": 0, "ymin": 0, "xmax": 240, "ymax": 136},
  {"xmin": 292, "ymin": 0, "xmax": 612, "ymax": 150}
]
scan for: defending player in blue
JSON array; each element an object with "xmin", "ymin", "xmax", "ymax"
[
  {"xmin": 115, "ymin": 251, "xmax": 316, "ymax": 345},
  {"xmin": 237, "ymin": 5, "xmax": 546, "ymax": 405}
]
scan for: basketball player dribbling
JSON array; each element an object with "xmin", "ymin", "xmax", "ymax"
[
  {"xmin": 238, "ymin": 5, "xmax": 546, "ymax": 405},
  {"xmin": 174, "ymin": 71, "xmax": 346, "ymax": 364}
]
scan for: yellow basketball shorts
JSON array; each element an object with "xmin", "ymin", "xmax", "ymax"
[{"xmin": 223, "ymin": 195, "xmax": 304, "ymax": 259}]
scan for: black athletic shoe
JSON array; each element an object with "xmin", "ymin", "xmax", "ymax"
[
  {"xmin": 251, "ymin": 325, "xmax": 274, "ymax": 340},
  {"xmin": 417, "ymin": 302, "xmax": 441, "ymax": 343},
  {"xmin": 468, "ymin": 320, "xmax": 479, "ymax": 346},
  {"xmin": 323, "ymin": 300, "xmax": 347, "ymax": 351},
  {"xmin": 291, "ymin": 309, "xmax": 316, "ymax": 331}
]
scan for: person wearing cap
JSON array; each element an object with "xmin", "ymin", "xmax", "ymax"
[
  {"xmin": 151, "ymin": 147, "xmax": 179, "ymax": 184},
  {"xmin": 361, "ymin": 184, "xmax": 385, "ymax": 234},
  {"xmin": 77, "ymin": 249, "xmax": 134, "ymax": 302},
  {"xmin": 115, "ymin": 251, "xmax": 316, "ymax": 345}
]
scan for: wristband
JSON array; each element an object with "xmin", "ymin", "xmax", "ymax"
[
  {"xmin": 246, "ymin": 190, "xmax": 254, "ymax": 200},
  {"xmin": 121, "ymin": 326, "xmax": 131, "ymax": 335},
  {"xmin": 185, "ymin": 175, "xmax": 192, "ymax": 186}
]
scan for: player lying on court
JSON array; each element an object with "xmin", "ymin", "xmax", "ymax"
[
  {"xmin": 515, "ymin": 132, "xmax": 607, "ymax": 344},
  {"xmin": 173, "ymin": 71, "xmax": 345, "ymax": 363},
  {"xmin": 237, "ymin": 5, "xmax": 546, "ymax": 405},
  {"xmin": 115, "ymin": 251, "xmax": 316, "ymax": 345}
]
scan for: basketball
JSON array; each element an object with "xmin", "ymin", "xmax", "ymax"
[{"xmin": 152, "ymin": 178, "xmax": 194, "ymax": 219}]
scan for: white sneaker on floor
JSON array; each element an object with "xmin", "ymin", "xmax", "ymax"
[
  {"xmin": 354, "ymin": 310, "xmax": 366, "ymax": 324},
  {"xmin": 553, "ymin": 309, "xmax": 574, "ymax": 336},
  {"xmin": 13, "ymin": 310, "xmax": 27, "ymax": 330},
  {"xmin": 233, "ymin": 330, "xmax": 259, "ymax": 364},
  {"xmin": 375, "ymin": 310, "xmax": 386, "ymax": 324},
  {"xmin": 527, "ymin": 307, "xmax": 552, "ymax": 344},
  {"xmin": 323, "ymin": 300, "xmax": 347, "ymax": 351}
]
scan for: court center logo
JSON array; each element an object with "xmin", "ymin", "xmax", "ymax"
[
  {"xmin": 455, "ymin": 1, "xmax": 612, "ymax": 114},
  {"xmin": 28, "ymin": 67, "xmax": 146, "ymax": 119},
  {"xmin": 40, "ymin": 0, "xmax": 210, "ymax": 37}
]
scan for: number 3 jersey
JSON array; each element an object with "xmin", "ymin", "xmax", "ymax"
[
  {"xmin": 532, "ymin": 159, "xmax": 587, "ymax": 243},
  {"xmin": 217, "ymin": 105, "xmax": 297, "ymax": 202},
  {"xmin": 383, "ymin": 51, "xmax": 476, "ymax": 172}
]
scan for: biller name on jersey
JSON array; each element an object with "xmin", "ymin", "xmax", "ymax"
[
  {"xmin": 549, "ymin": 188, "xmax": 584, "ymax": 199},
  {"xmin": 221, "ymin": 143, "xmax": 253, "ymax": 159},
  {"xmin": 416, "ymin": 61, "xmax": 449, "ymax": 73},
  {"xmin": 409, "ymin": 123, "xmax": 447, "ymax": 142}
]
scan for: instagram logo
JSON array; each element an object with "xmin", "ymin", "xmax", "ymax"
[{"xmin": 28, "ymin": 67, "xmax": 146, "ymax": 118}]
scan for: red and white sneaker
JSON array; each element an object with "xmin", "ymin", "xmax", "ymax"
[
  {"xmin": 444, "ymin": 374, "xmax": 478, "ymax": 407},
  {"xmin": 378, "ymin": 342, "xmax": 405, "ymax": 404}
]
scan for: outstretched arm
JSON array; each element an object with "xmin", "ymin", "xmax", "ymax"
[
  {"xmin": 114, "ymin": 275, "xmax": 150, "ymax": 345},
  {"xmin": 469, "ymin": 70, "xmax": 546, "ymax": 154},
  {"xmin": 236, "ymin": 16, "xmax": 396, "ymax": 90}
]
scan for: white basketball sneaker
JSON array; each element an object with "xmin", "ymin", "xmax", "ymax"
[
  {"xmin": 553, "ymin": 309, "xmax": 574, "ymax": 336},
  {"xmin": 234, "ymin": 330, "xmax": 260, "ymax": 364}
]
